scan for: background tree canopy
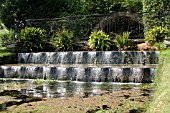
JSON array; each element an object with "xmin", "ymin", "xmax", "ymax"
[
  {"xmin": 142, "ymin": 0, "xmax": 170, "ymax": 31},
  {"xmin": 1, "ymin": 0, "xmax": 169, "ymax": 30},
  {"xmin": 0, "ymin": 0, "xmax": 143, "ymax": 29}
]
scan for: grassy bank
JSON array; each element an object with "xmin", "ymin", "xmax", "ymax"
[
  {"xmin": 147, "ymin": 49, "xmax": 170, "ymax": 113},
  {"xmin": 0, "ymin": 47, "xmax": 17, "ymax": 64},
  {"xmin": 0, "ymin": 47, "xmax": 12, "ymax": 57}
]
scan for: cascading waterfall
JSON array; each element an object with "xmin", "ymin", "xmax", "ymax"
[
  {"xmin": 130, "ymin": 68, "xmax": 143, "ymax": 83},
  {"xmin": 0, "ymin": 51, "xmax": 159, "ymax": 83},
  {"xmin": 112, "ymin": 51, "xmax": 125, "ymax": 64},
  {"xmin": 49, "ymin": 67, "xmax": 58, "ymax": 79},
  {"xmin": 0, "ymin": 65, "xmax": 157, "ymax": 82},
  {"xmin": 56, "ymin": 67, "xmax": 67, "ymax": 80},
  {"xmin": 72, "ymin": 68, "xmax": 85, "ymax": 81},
  {"xmin": 102, "ymin": 52, "xmax": 112, "ymax": 64},
  {"xmin": 71, "ymin": 52, "xmax": 84, "ymax": 64},
  {"xmin": 43, "ymin": 66, "xmax": 51, "ymax": 79},
  {"xmin": 1, "ymin": 66, "xmax": 20, "ymax": 78},
  {"xmin": 49, "ymin": 52, "xmax": 68, "ymax": 64},
  {"xmin": 108, "ymin": 68, "xmax": 123, "ymax": 82},
  {"xmin": 88, "ymin": 52, "xmax": 96, "ymax": 64},
  {"xmin": 124, "ymin": 52, "xmax": 142, "ymax": 64},
  {"xmin": 150, "ymin": 68, "xmax": 157, "ymax": 82},
  {"xmin": 90, "ymin": 68, "xmax": 103, "ymax": 82},
  {"xmin": 18, "ymin": 51, "xmax": 159, "ymax": 65}
]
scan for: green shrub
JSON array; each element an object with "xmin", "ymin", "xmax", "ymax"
[
  {"xmin": 153, "ymin": 42, "xmax": 165, "ymax": 50},
  {"xmin": 145, "ymin": 26, "xmax": 169, "ymax": 44},
  {"xmin": 115, "ymin": 31, "xmax": 133, "ymax": 50},
  {"xmin": 0, "ymin": 29, "xmax": 15, "ymax": 46},
  {"xmin": 0, "ymin": 21, "xmax": 4, "ymax": 29},
  {"xmin": 17, "ymin": 27, "xmax": 46, "ymax": 52},
  {"xmin": 142, "ymin": 0, "xmax": 170, "ymax": 32},
  {"xmin": 88, "ymin": 30, "xmax": 111, "ymax": 51},
  {"xmin": 50, "ymin": 29, "xmax": 74, "ymax": 51},
  {"xmin": 121, "ymin": 0, "xmax": 142, "ymax": 12}
]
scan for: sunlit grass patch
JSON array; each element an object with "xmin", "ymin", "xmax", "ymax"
[
  {"xmin": 147, "ymin": 48, "xmax": 170, "ymax": 113},
  {"xmin": 0, "ymin": 47, "xmax": 12, "ymax": 57}
]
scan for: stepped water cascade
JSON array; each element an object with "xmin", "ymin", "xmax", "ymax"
[
  {"xmin": 0, "ymin": 51, "xmax": 159, "ymax": 83},
  {"xmin": 17, "ymin": 51, "xmax": 159, "ymax": 64}
]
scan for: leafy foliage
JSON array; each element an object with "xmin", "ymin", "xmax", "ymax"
[
  {"xmin": 0, "ymin": 0, "xmax": 70, "ymax": 28},
  {"xmin": 0, "ymin": 22, "xmax": 15, "ymax": 46},
  {"xmin": 78, "ymin": 0, "xmax": 122, "ymax": 14},
  {"xmin": 145, "ymin": 26, "xmax": 169, "ymax": 44},
  {"xmin": 50, "ymin": 29, "xmax": 74, "ymax": 51},
  {"xmin": 121, "ymin": 0, "xmax": 142, "ymax": 12},
  {"xmin": 153, "ymin": 42, "xmax": 165, "ymax": 50},
  {"xmin": 0, "ymin": 47, "xmax": 12, "ymax": 57},
  {"xmin": 115, "ymin": 32, "xmax": 134, "ymax": 50},
  {"xmin": 0, "ymin": 22, "xmax": 3, "ymax": 29},
  {"xmin": 0, "ymin": 21, "xmax": 6, "ymax": 30},
  {"xmin": 142, "ymin": 0, "xmax": 170, "ymax": 32},
  {"xmin": 88, "ymin": 30, "xmax": 111, "ymax": 51},
  {"xmin": 0, "ymin": 29, "xmax": 15, "ymax": 46},
  {"xmin": 17, "ymin": 27, "xmax": 46, "ymax": 52},
  {"xmin": 0, "ymin": 0, "xmax": 143, "ymax": 29}
]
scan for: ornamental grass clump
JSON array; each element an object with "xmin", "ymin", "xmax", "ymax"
[
  {"xmin": 145, "ymin": 26, "xmax": 169, "ymax": 44},
  {"xmin": 115, "ymin": 31, "xmax": 133, "ymax": 50},
  {"xmin": 88, "ymin": 30, "xmax": 111, "ymax": 51},
  {"xmin": 144, "ymin": 26, "xmax": 169, "ymax": 50}
]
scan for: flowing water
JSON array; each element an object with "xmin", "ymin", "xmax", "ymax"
[
  {"xmin": 18, "ymin": 51, "xmax": 159, "ymax": 64},
  {"xmin": 0, "ymin": 51, "xmax": 158, "ymax": 99},
  {"xmin": 0, "ymin": 79, "xmax": 144, "ymax": 98},
  {"xmin": 0, "ymin": 64, "xmax": 157, "ymax": 82}
]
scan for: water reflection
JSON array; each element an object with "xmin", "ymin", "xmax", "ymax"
[{"xmin": 0, "ymin": 79, "xmax": 142, "ymax": 98}]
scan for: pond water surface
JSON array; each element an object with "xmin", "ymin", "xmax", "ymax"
[{"xmin": 0, "ymin": 79, "xmax": 151, "ymax": 99}]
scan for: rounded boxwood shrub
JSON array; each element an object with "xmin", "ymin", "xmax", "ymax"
[{"xmin": 16, "ymin": 27, "xmax": 46, "ymax": 52}]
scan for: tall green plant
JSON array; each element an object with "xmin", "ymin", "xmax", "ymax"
[
  {"xmin": 17, "ymin": 27, "xmax": 46, "ymax": 52},
  {"xmin": 0, "ymin": 22, "xmax": 15, "ymax": 46},
  {"xmin": 115, "ymin": 31, "xmax": 133, "ymax": 50},
  {"xmin": 0, "ymin": 21, "xmax": 6, "ymax": 30},
  {"xmin": 145, "ymin": 26, "xmax": 169, "ymax": 44},
  {"xmin": 50, "ymin": 29, "xmax": 74, "ymax": 51},
  {"xmin": 88, "ymin": 30, "xmax": 111, "ymax": 51},
  {"xmin": 0, "ymin": 29, "xmax": 15, "ymax": 46}
]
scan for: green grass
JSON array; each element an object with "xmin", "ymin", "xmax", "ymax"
[
  {"xmin": 147, "ymin": 49, "xmax": 170, "ymax": 113},
  {"xmin": 0, "ymin": 47, "xmax": 12, "ymax": 57}
]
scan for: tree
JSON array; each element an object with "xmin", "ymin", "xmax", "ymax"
[
  {"xmin": 1, "ymin": 0, "xmax": 144, "ymax": 29},
  {"xmin": 121, "ymin": 0, "xmax": 142, "ymax": 12},
  {"xmin": 1, "ymin": 0, "xmax": 70, "ymax": 28},
  {"xmin": 142, "ymin": 0, "xmax": 170, "ymax": 32}
]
